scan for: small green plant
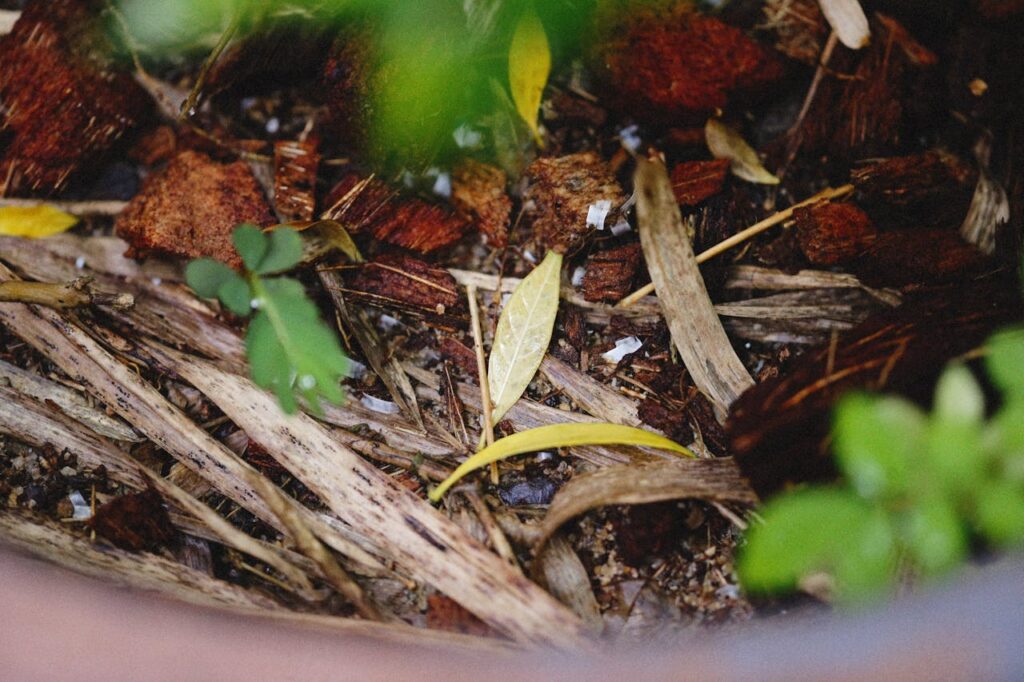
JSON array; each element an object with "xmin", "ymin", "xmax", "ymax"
[
  {"xmin": 185, "ymin": 224, "xmax": 348, "ymax": 414},
  {"xmin": 738, "ymin": 325, "xmax": 1024, "ymax": 604}
]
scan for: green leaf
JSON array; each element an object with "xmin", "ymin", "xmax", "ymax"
[
  {"xmin": 218, "ymin": 275, "xmax": 252, "ymax": 317},
  {"xmin": 508, "ymin": 7, "xmax": 551, "ymax": 146},
  {"xmin": 428, "ymin": 423, "xmax": 693, "ymax": 502},
  {"xmin": 738, "ymin": 488, "xmax": 895, "ymax": 601},
  {"xmin": 254, "ymin": 227, "xmax": 304, "ymax": 275},
  {"xmin": 923, "ymin": 416, "xmax": 985, "ymax": 499},
  {"xmin": 986, "ymin": 327, "xmax": 1024, "ymax": 398},
  {"xmin": 487, "ymin": 249, "xmax": 562, "ymax": 426},
  {"xmin": 934, "ymin": 364, "xmax": 986, "ymax": 424},
  {"xmin": 974, "ymin": 479, "xmax": 1024, "ymax": 547},
  {"xmin": 833, "ymin": 393, "xmax": 926, "ymax": 500},
  {"xmin": 902, "ymin": 495, "xmax": 968, "ymax": 575},
  {"xmin": 232, "ymin": 224, "xmax": 268, "ymax": 271},
  {"xmin": 186, "ymin": 258, "xmax": 239, "ymax": 299},
  {"xmin": 246, "ymin": 275, "xmax": 348, "ymax": 414},
  {"xmin": 705, "ymin": 119, "xmax": 780, "ymax": 185}
]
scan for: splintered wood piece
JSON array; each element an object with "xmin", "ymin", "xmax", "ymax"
[
  {"xmin": 539, "ymin": 356, "xmax": 642, "ymax": 428},
  {"xmin": 727, "ymin": 275, "xmax": 1024, "ymax": 495},
  {"xmin": 0, "ymin": 263, "xmax": 384, "ymax": 583},
  {"xmin": 634, "ymin": 158, "xmax": 753, "ymax": 422},
  {"xmin": 144, "ymin": 343, "xmax": 589, "ymax": 648},
  {"xmin": 0, "ymin": 511, "xmax": 282, "ymax": 611}
]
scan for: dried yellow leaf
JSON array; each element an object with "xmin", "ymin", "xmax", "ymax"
[
  {"xmin": 0, "ymin": 205, "xmax": 78, "ymax": 238},
  {"xmin": 508, "ymin": 7, "xmax": 551, "ymax": 145},
  {"xmin": 488, "ymin": 249, "xmax": 562, "ymax": 427},
  {"xmin": 429, "ymin": 423, "xmax": 694, "ymax": 501},
  {"xmin": 705, "ymin": 119, "xmax": 780, "ymax": 185}
]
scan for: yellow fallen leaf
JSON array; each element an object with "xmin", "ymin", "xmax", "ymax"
[
  {"xmin": 488, "ymin": 249, "xmax": 562, "ymax": 427},
  {"xmin": 0, "ymin": 205, "xmax": 79, "ymax": 238},
  {"xmin": 508, "ymin": 7, "xmax": 551, "ymax": 145},
  {"xmin": 705, "ymin": 119, "xmax": 780, "ymax": 185},
  {"xmin": 429, "ymin": 422, "xmax": 693, "ymax": 502}
]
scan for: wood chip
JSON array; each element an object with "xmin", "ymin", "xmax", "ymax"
[
  {"xmin": 451, "ymin": 159, "xmax": 512, "ymax": 247},
  {"xmin": 581, "ymin": 242, "xmax": 642, "ymax": 303},
  {"xmin": 670, "ymin": 159, "xmax": 730, "ymax": 207},
  {"xmin": 634, "ymin": 158, "xmax": 753, "ymax": 422},
  {"xmin": 794, "ymin": 201, "xmax": 876, "ymax": 266},
  {"xmin": 273, "ymin": 140, "xmax": 320, "ymax": 222}
]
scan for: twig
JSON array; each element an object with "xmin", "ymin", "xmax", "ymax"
[
  {"xmin": 179, "ymin": 16, "xmax": 240, "ymax": 120},
  {"xmin": 467, "ymin": 285, "xmax": 498, "ymax": 484},
  {"xmin": 618, "ymin": 183, "xmax": 854, "ymax": 306},
  {"xmin": 0, "ymin": 278, "xmax": 133, "ymax": 311}
]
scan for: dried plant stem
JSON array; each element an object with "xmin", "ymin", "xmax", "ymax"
[
  {"xmin": 467, "ymin": 285, "xmax": 498, "ymax": 484},
  {"xmin": 0, "ymin": 278, "xmax": 133, "ymax": 311},
  {"xmin": 618, "ymin": 183, "xmax": 854, "ymax": 307}
]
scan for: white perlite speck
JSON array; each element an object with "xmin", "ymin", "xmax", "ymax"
[
  {"xmin": 602, "ymin": 336, "xmax": 642, "ymax": 363},
  {"xmin": 360, "ymin": 394, "xmax": 400, "ymax": 414},
  {"xmin": 586, "ymin": 199, "xmax": 613, "ymax": 230}
]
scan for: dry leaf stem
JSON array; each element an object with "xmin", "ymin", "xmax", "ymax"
[
  {"xmin": 619, "ymin": 183, "xmax": 854, "ymax": 306},
  {"xmin": 467, "ymin": 284, "xmax": 498, "ymax": 484}
]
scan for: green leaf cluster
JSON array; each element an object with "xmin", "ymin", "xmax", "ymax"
[
  {"xmin": 739, "ymin": 325, "xmax": 1024, "ymax": 604},
  {"xmin": 185, "ymin": 224, "xmax": 347, "ymax": 414}
]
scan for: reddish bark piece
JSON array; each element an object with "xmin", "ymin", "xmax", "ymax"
[
  {"xmin": 115, "ymin": 150, "xmax": 275, "ymax": 268},
  {"xmin": 581, "ymin": 243, "xmax": 643, "ymax": 303},
  {"xmin": 793, "ymin": 202, "xmax": 877, "ymax": 266},
  {"xmin": 670, "ymin": 159, "xmax": 730, "ymax": 207},
  {"xmin": 524, "ymin": 152, "xmax": 626, "ymax": 254},
  {"xmin": 638, "ymin": 398, "xmax": 693, "ymax": 445},
  {"xmin": 439, "ymin": 336, "xmax": 479, "ymax": 381},
  {"xmin": 87, "ymin": 487, "xmax": 177, "ymax": 553},
  {"xmin": 976, "ymin": 0, "xmax": 1024, "ymax": 17},
  {"xmin": 0, "ymin": 0, "xmax": 150, "ymax": 194},
  {"xmin": 852, "ymin": 230, "xmax": 990, "ymax": 288},
  {"xmin": 273, "ymin": 140, "xmax": 320, "ymax": 222},
  {"xmin": 426, "ymin": 594, "xmax": 493, "ymax": 637},
  {"xmin": 128, "ymin": 126, "xmax": 179, "ymax": 167},
  {"xmin": 343, "ymin": 253, "xmax": 464, "ymax": 317},
  {"xmin": 800, "ymin": 14, "xmax": 938, "ymax": 159},
  {"xmin": 851, "ymin": 151, "xmax": 976, "ymax": 229},
  {"xmin": 592, "ymin": 5, "xmax": 784, "ymax": 123},
  {"xmin": 451, "ymin": 159, "xmax": 512, "ymax": 247},
  {"xmin": 727, "ymin": 275, "xmax": 1023, "ymax": 496},
  {"xmin": 325, "ymin": 173, "xmax": 472, "ymax": 253}
]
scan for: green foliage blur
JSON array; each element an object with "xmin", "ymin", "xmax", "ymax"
[
  {"xmin": 185, "ymin": 225, "xmax": 348, "ymax": 414},
  {"xmin": 114, "ymin": 0, "xmax": 596, "ymax": 168},
  {"xmin": 738, "ymin": 317, "xmax": 1024, "ymax": 605}
]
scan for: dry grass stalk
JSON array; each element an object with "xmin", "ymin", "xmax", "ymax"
[
  {"xmin": 634, "ymin": 158, "xmax": 754, "ymax": 421},
  {"xmin": 466, "ymin": 285, "xmax": 498, "ymax": 484}
]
